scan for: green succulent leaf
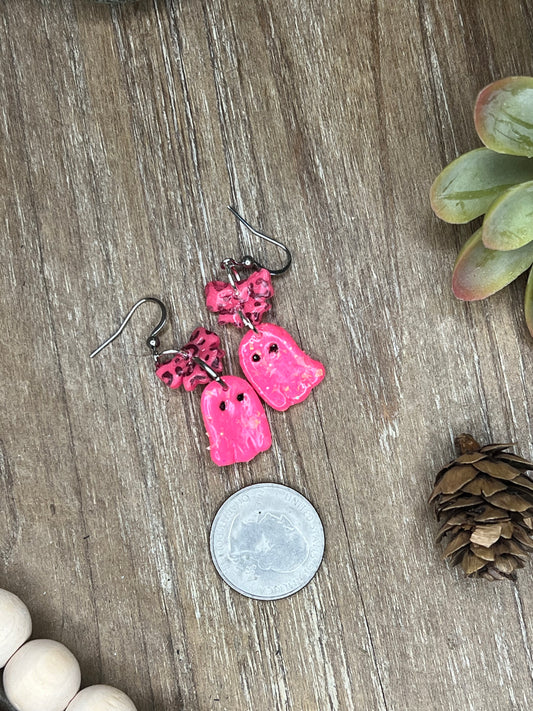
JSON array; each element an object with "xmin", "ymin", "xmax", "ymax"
[
  {"xmin": 430, "ymin": 148, "xmax": 533, "ymax": 223},
  {"xmin": 452, "ymin": 227, "xmax": 533, "ymax": 300},
  {"xmin": 475, "ymin": 76, "xmax": 533, "ymax": 157},
  {"xmin": 482, "ymin": 180, "xmax": 533, "ymax": 250},
  {"xmin": 525, "ymin": 268, "xmax": 533, "ymax": 337}
]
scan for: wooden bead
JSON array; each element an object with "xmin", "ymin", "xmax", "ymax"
[
  {"xmin": 0, "ymin": 589, "xmax": 32, "ymax": 668},
  {"xmin": 3, "ymin": 639, "xmax": 81, "ymax": 711},
  {"xmin": 66, "ymin": 685, "xmax": 137, "ymax": 710}
]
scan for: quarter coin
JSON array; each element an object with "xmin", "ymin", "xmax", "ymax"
[{"xmin": 210, "ymin": 483, "xmax": 325, "ymax": 600}]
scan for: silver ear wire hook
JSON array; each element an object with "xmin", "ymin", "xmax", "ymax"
[
  {"xmin": 90, "ymin": 298, "xmax": 229, "ymax": 389},
  {"xmin": 227, "ymin": 206, "xmax": 292, "ymax": 276},
  {"xmin": 89, "ymin": 297, "xmax": 168, "ymax": 360}
]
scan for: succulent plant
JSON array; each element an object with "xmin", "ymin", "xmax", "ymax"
[{"xmin": 431, "ymin": 76, "xmax": 533, "ymax": 336}]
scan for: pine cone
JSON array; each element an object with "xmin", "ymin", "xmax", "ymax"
[{"xmin": 430, "ymin": 434, "xmax": 533, "ymax": 580}]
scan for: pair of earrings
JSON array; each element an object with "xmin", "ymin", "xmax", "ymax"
[{"xmin": 90, "ymin": 208, "xmax": 325, "ymax": 466}]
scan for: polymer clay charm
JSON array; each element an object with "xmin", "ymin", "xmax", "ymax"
[
  {"xmin": 205, "ymin": 208, "xmax": 325, "ymax": 410},
  {"xmin": 90, "ymin": 298, "xmax": 271, "ymax": 467},
  {"xmin": 154, "ymin": 327, "xmax": 224, "ymax": 390},
  {"xmin": 201, "ymin": 375, "xmax": 272, "ymax": 466},
  {"xmin": 239, "ymin": 322, "xmax": 325, "ymax": 411},
  {"xmin": 204, "ymin": 268, "xmax": 273, "ymax": 328},
  {"xmin": 155, "ymin": 332, "xmax": 271, "ymax": 465}
]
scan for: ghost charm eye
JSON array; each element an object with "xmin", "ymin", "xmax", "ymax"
[{"xmin": 204, "ymin": 207, "xmax": 325, "ymax": 411}]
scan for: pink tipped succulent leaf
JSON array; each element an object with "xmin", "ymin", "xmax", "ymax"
[
  {"xmin": 452, "ymin": 227, "xmax": 533, "ymax": 301},
  {"xmin": 482, "ymin": 180, "xmax": 533, "ymax": 251},
  {"xmin": 475, "ymin": 76, "xmax": 533, "ymax": 157},
  {"xmin": 430, "ymin": 148, "xmax": 533, "ymax": 224},
  {"xmin": 525, "ymin": 268, "xmax": 533, "ymax": 337}
]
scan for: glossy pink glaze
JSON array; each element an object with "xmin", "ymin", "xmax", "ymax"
[
  {"xmin": 201, "ymin": 375, "xmax": 272, "ymax": 466},
  {"xmin": 239, "ymin": 323, "xmax": 325, "ymax": 411},
  {"xmin": 155, "ymin": 328, "xmax": 224, "ymax": 392},
  {"xmin": 205, "ymin": 268, "xmax": 273, "ymax": 328}
]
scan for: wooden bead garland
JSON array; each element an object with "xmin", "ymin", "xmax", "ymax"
[
  {"xmin": 0, "ymin": 590, "xmax": 137, "ymax": 711},
  {"xmin": 66, "ymin": 685, "xmax": 137, "ymax": 710},
  {"xmin": 0, "ymin": 590, "xmax": 32, "ymax": 667},
  {"xmin": 3, "ymin": 639, "xmax": 81, "ymax": 711}
]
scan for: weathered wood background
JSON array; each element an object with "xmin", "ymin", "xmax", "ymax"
[{"xmin": 1, "ymin": 1, "xmax": 533, "ymax": 709}]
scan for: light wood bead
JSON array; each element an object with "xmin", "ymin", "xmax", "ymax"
[
  {"xmin": 3, "ymin": 639, "xmax": 81, "ymax": 711},
  {"xmin": 66, "ymin": 685, "xmax": 137, "ymax": 710},
  {"xmin": 0, "ymin": 590, "xmax": 32, "ymax": 668}
]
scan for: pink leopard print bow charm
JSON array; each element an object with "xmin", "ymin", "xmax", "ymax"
[
  {"xmin": 155, "ymin": 328, "xmax": 225, "ymax": 392},
  {"xmin": 205, "ymin": 268, "xmax": 274, "ymax": 328}
]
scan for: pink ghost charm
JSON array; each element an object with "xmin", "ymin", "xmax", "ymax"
[
  {"xmin": 201, "ymin": 375, "xmax": 272, "ymax": 466},
  {"xmin": 239, "ymin": 323, "xmax": 325, "ymax": 411}
]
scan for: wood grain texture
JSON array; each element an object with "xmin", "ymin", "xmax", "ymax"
[{"xmin": 1, "ymin": 1, "xmax": 533, "ymax": 709}]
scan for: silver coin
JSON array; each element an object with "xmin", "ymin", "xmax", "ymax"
[{"xmin": 210, "ymin": 483, "xmax": 325, "ymax": 600}]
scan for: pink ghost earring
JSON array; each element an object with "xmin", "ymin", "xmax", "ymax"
[
  {"xmin": 205, "ymin": 208, "xmax": 325, "ymax": 412},
  {"xmin": 90, "ymin": 297, "xmax": 271, "ymax": 467}
]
